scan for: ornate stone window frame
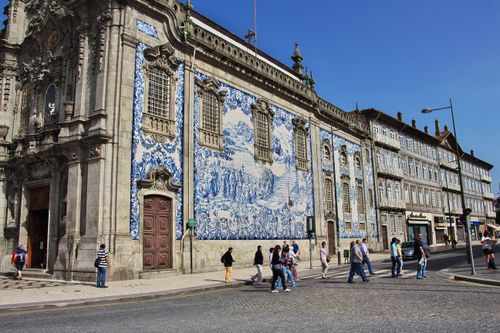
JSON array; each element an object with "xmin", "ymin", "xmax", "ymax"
[
  {"xmin": 137, "ymin": 166, "xmax": 181, "ymax": 271},
  {"xmin": 354, "ymin": 152, "xmax": 362, "ymax": 172},
  {"xmin": 292, "ymin": 117, "xmax": 309, "ymax": 171},
  {"xmin": 339, "ymin": 147, "xmax": 348, "ymax": 167},
  {"xmin": 356, "ymin": 179, "xmax": 365, "ymax": 216},
  {"xmin": 195, "ymin": 77, "xmax": 227, "ymax": 150},
  {"xmin": 142, "ymin": 44, "xmax": 180, "ymax": 142},
  {"xmin": 251, "ymin": 99, "xmax": 274, "ymax": 164},
  {"xmin": 322, "ymin": 139, "xmax": 332, "ymax": 162}
]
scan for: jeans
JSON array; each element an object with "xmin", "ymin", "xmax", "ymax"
[
  {"xmin": 416, "ymin": 257, "xmax": 426, "ymax": 279},
  {"xmin": 271, "ymin": 268, "xmax": 287, "ymax": 290},
  {"xmin": 283, "ymin": 267, "xmax": 297, "ymax": 286},
  {"xmin": 363, "ymin": 255, "xmax": 374, "ymax": 274},
  {"xmin": 348, "ymin": 262, "xmax": 368, "ymax": 282},
  {"xmin": 391, "ymin": 256, "xmax": 401, "ymax": 277},
  {"xmin": 97, "ymin": 267, "xmax": 107, "ymax": 287},
  {"xmin": 251, "ymin": 264, "xmax": 263, "ymax": 283}
]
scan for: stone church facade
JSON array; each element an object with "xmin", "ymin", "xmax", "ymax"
[{"xmin": 1, "ymin": 0, "xmax": 380, "ymax": 281}]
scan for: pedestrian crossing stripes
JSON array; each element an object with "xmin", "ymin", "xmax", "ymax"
[{"xmin": 314, "ymin": 269, "xmax": 419, "ymax": 280}]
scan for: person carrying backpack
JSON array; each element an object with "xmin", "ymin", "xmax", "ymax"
[
  {"xmin": 221, "ymin": 247, "xmax": 235, "ymax": 283},
  {"xmin": 11, "ymin": 244, "xmax": 27, "ymax": 280}
]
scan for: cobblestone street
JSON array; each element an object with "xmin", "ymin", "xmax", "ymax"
[{"xmin": 1, "ymin": 252, "xmax": 498, "ymax": 333}]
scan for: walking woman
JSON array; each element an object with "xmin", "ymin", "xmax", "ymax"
[
  {"xmin": 270, "ymin": 245, "xmax": 289, "ymax": 293},
  {"xmin": 320, "ymin": 241, "xmax": 329, "ymax": 279},
  {"xmin": 481, "ymin": 231, "xmax": 497, "ymax": 270},
  {"xmin": 281, "ymin": 245, "xmax": 297, "ymax": 287},
  {"xmin": 396, "ymin": 239, "xmax": 404, "ymax": 275},
  {"xmin": 390, "ymin": 237, "xmax": 400, "ymax": 277},
  {"xmin": 250, "ymin": 245, "xmax": 264, "ymax": 283}
]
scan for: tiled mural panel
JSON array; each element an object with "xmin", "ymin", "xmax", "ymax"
[
  {"xmin": 193, "ymin": 72, "xmax": 314, "ymax": 240},
  {"xmin": 320, "ymin": 130, "xmax": 377, "ymax": 239},
  {"xmin": 130, "ymin": 42, "xmax": 184, "ymax": 240}
]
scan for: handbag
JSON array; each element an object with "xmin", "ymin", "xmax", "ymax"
[
  {"xmin": 272, "ymin": 263, "xmax": 282, "ymax": 270},
  {"xmin": 94, "ymin": 258, "xmax": 100, "ymax": 268},
  {"xmin": 326, "ymin": 255, "xmax": 331, "ymax": 263}
]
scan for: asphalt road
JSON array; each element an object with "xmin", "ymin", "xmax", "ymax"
[{"xmin": 1, "ymin": 248, "xmax": 498, "ymax": 333}]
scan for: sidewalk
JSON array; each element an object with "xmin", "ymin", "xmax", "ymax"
[
  {"xmin": 445, "ymin": 249, "xmax": 500, "ymax": 287},
  {"xmin": 0, "ymin": 252, "xmax": 386, "ymax": 312}
]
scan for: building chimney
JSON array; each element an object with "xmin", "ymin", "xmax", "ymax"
[
  {"xmin": 412, "ymin": 119, "xmax": 417, "ymax": 128},
  {"xmin": 397, "ymin": 112, "xmax": 403, "ymax": 121},
  {"xmin": 470, "ymin": 150, "xmax": 474, "ymax": 157},
  {"xmin": 435, "ymin": 119, "xmax": 441, "ymax": 136},
  {"xmin": 424, "ymin": 126, "xmax": 429, "ymax": 134},
  {"xmin": 444, "ymin": 125, "xmax": 449, "ymax": 132}
]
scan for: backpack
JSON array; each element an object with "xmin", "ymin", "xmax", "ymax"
[
  {"xmin": 220, "ymin": 254, "xmax": 225, "ymax": 264},
  {"xmin": 16, "ymin": 252, "xmax": 26, "ymax": 263}
]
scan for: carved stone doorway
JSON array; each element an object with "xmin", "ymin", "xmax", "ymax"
[
  {"xmin": 27, "ymin": 186, "xmax": 50, "ymax": 269},
  {"xmin": 143, "ymin": 195, "xmax": 173, "ymax": 270}
]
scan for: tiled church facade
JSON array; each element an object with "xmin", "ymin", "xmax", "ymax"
[{"xmin": 0, "ymin": 1, "xmax": 494, "ymax": 281}]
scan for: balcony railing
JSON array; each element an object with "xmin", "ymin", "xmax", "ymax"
[
  {"xmin": 439, "ymin": 159, "xmax": 458, "ymax": 170},
  {"xmin": 442, "ymin": 182, "xmax": 461, "ymax": 192},
  {"xmin": 486, "ymin": 211, "xmax": 496, "ymax": 218},
  {"xmin": 481, "ymin": 174, "xmax": 492, "ymax": 183},
  {"xmin": 379, "ymin": 197, "xmax": 406, "ymax": 209},
  {"xmin": 377, "ymin": 163, "xmax": 403, "ymax": 179},
  {"xmin": 373, "ymin": 132, "xmax": 400, "ymax": 150},
  {"xmin": 483, "ymin": 192, "xmax": 495, "ymax": 200}
]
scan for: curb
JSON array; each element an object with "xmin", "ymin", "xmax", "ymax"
[
  {"xmin": 453, "ymin": 274, "xmax": 500, "ymax": 287},
  {"xmin": 0, "ymin": 267, "xmax": 327, "ymax": 312}
]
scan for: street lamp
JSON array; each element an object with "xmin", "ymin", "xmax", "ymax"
[{"xmin": 421, "ymin": 98, "xmax": 476, "ymax": 275}]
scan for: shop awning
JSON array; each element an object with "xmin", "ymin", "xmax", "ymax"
[{"xmin": 486, "ymin": 223, "xmax": 500, "ymax": 231}]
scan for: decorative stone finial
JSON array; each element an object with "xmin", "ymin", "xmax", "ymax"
[{"xmin": 291, "ymin": 43, "xmax": 304, "ymax": 76}]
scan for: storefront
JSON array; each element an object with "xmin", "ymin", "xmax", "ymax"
[{"xmin": 470, "ymin": 221, "xmax": 481, "ymax": 240}]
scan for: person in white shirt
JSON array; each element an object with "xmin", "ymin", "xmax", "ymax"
[
  {"xmin": 481, "ymin": 231, "xmax": 497, "ymax": 270},
  {"xmin": 360, "ymin": 238, "xmax": 375, "ymax": 275}
]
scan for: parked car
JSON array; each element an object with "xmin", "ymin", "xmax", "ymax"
[{"xmin": 401, "ymin": 241, "xmax": 416, "ymax": 260}]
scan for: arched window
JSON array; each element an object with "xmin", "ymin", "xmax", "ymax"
[
  {"xmin": 196, "ymin": 77, "xmax": 226, "ymax": 150},
  {"xmin": 323, "ymin": 144, "xmax": 331, "ymax": 161},
  {"xmin": 354, "ymin": 154, "xmax": 362, "ymax": 171},
  {"xmin": 340, "ymin": 150, "xmax": 348, "ymax": 167},
  {"xmin": 252, "ymin": 99, "xmax": 274, "ymax": 163}
]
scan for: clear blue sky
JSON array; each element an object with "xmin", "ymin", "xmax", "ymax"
[{"xmin": 1, "ymin": 0, "xmax": 498, "ymax": 193}]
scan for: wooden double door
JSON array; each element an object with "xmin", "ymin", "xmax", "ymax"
[
  {"xmin": 143, "ymin": 195, "xmax": 173, "ymax": 270},
  {"xmin": 28, "ymin": 187, "xmax": 49, "ymax": 269}
]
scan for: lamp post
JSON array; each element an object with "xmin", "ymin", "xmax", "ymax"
[{"xmin": 421, "ymin": 98, "xmax": 476, "ymax": 275}]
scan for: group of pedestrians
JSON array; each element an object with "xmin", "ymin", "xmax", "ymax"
[
  {"xmin": 390, "ymin": 237, "xmax": 403, "ymax": 278},
  {"xmin": 222, "ymin": 240, "xmax": 301, "ymax": 293},
  {"xmin": 347, "ymin": 238, "xmax": 375, "ymax": 283}
]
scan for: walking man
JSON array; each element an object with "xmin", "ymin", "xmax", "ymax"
[
  {"xmin": 96, "ymin": 244, "xmax": 110, "ymax": 288},
  {"xmin": 221, "ymin": 247, "xmax": 235, "ymax": 283},
  {"xmin": 414, "ymin": 234, "xmax": 426, "ymax": 279},
  {"xmin": 250, "ymin": 245, "xmax": 264, "ymax": 283},
  {"xmin": 348, "ymin": 240, "xmax": 369, "ymax": 283},
  {"xmin": 360, "ymin": 238, "xmax": 375, "ymax": 275},
  {"xmin": 320, "ymin": 241, "xmax": 329, "ymax": 279}
]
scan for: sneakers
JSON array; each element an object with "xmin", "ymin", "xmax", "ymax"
[
  {"xmin": 271, "ymin": 290, "xmax": 279, "ymax": 293},
  {"xmin": 285, "ymin": 288, "xmax": 291, "ymax": 292},
  {"xmin": 363, "ymin": 279, "xmax": 370, "ymax": 283},
  {"xmin": 250, "ymin": 276, "xmax": 255, "ymax": 282}
]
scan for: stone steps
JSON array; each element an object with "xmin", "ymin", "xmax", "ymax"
[{"xmin": 138, "ymin": 269, "xmax": 181, "ymax": 280}]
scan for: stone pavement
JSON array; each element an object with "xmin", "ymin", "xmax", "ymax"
[{"xmin": 0, "ymin": 243, "xmax": 490, "ymax": 311}]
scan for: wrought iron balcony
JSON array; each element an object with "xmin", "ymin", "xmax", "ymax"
[
  {"xmin": 480, "ymin": 174, "xmax": 492, "ymax": 183},
  {"xmin": 377, "ymin": 163, "xmax": 403, "ymax": 179},
  {"xmin": 373, "ymin": 132, "xmax": 400, "ymax": 150},
  {"xmin": 379, "ymin": 197, "xmax": 406, "ymax": 209}
]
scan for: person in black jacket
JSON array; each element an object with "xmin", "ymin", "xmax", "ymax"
[
  {"xmin": 250, "ymin": 245, "xmax": 264, "ymax": 283},
  {"xmin": 221, "ymin": 247, "xmax": 235, "ymax": 283},
  {"xmin": 271, "ymin": 245, "xmax": 290, "ymax": 293}
]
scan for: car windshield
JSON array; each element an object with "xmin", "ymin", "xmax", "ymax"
[{"xmin": 401, "ymin": 242, "xmax": 414, "ymax": 248}]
